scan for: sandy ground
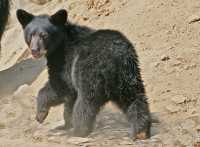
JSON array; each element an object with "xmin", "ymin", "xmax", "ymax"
[{"xmin": 1, "ymin": 0, "xmax": 200, "ymax": 146}]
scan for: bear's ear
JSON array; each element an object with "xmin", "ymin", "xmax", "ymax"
[
  {"xmin": 16, "ymin": 9, "xmax": 34, "ymax": 28},
  {"xmin": 50, "ymin": 9, "xmax": 67, "ymax": 26}
]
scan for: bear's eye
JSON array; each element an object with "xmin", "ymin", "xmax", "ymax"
[{"xmin": 40, "ymin": 33, "xmax": 48, "ymax": 39}]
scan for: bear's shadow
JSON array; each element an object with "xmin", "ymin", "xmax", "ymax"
[
  {"xmin": 49, "ymin": 106, "xmax": 160, "ymax": 138},
  {"xmin": 0, "ymin": 57, "xmax": 46, "ymax": 97}
]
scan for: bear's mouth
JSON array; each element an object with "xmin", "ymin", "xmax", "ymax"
[
  {"xmin": 36, "ymin": 111, "xmax": 49, "ymax": 123},
  {"xmin": 31, "ymin": 51, "xmax": 42, "ymax": 58}
]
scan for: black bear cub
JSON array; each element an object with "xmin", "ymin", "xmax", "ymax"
[{"xmin": 16, "ymin": 9, "xmax": 151, "ymax": 140}]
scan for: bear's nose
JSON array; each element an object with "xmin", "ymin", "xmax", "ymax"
[
  {"xmin": 31, "ymin": 49, "xmax": 39, "ymax": 54},
  {"xmin": 31, "ymin": 50, "xmax": 41, "ymax": 58}
]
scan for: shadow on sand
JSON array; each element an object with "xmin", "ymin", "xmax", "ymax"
[{"xmin": 0, "ymin": 57, "xmax": 46, "ymax": 97}]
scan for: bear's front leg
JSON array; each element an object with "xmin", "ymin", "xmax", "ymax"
[{"xmin": 36, "ymin": 82, "xmax": 64, "ymax": 123}]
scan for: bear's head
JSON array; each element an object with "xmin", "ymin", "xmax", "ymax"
[{"xmin": 16, "ymin": 9, "xmax": 67, "ymax": 58}]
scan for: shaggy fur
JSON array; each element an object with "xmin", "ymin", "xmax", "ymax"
[{"xmin": 16, "ymin": 9, "xmax": 151, "ymax": 140}]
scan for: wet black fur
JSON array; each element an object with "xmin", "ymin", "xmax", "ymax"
[{"xmin": 17, "ymin": 9, "xmax": 151, "ymax": 139}]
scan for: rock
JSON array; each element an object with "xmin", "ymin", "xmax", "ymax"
[
  {"xmin": 187, "ymin": 15, "xmax": 200, "ymax": 24},
  {"xmin": 166, "ymin": 104, "xmax": 180, "ymax": 113},
  {"xmin": 171, "ymin": 95, "xmax": 187, "ymax": 104},
  {"xmin": 154, "ymin": 62, "xmax": 160, "ymax": 68},
  {"xmin": 161, "ymin": 55, "xmax": 170, "ymax": 61},
  {"xmin": 184, "ymin": 64, "xmax": 197, "ymax": 70},
  {"xmin": 67, "ymin": 137, "xmax": 91, "ymax": 145},
  {"xmin": 172, "ymin": 61, "xmax": 182, "ymax": 67},
  {"xmin": 189, "ymin": 96, "xmax": 197, "ymax": 102}
]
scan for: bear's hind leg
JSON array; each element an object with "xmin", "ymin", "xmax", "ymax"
[{"xmin": 115, "ymin": 94, "xmax": 151, "ymax": 140}]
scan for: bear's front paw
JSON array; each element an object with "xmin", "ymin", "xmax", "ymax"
[{"xmin": 36, "ymin": 110, "xmax": 49, "ymax": 123}]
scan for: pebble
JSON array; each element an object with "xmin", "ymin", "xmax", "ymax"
[
  {"xmin": 187, "ymin": 15, "xmax": 200, "ymax": 24},
  {"xmin": 161, "ymin": 55, "xmax": 170, "ymax": 61},
  {"xmin": 154, "ymin": 62, "xmax": 160, "ymax": 68},
  {"xmin": 171, "ymin": 95, "xmax": 187, "ymax": 104}
]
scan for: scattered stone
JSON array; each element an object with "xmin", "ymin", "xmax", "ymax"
[
  {"xmin": 184, "ymin": 64, "xmax": 197, "ymax": 70},
  {"xmin": 192, "ymin": 96, "xmax": 198, "ymax": 101},
  {"xmin": 67, "ymin": 137, "xmax": 91, "ymax": 145},
  {"xmin": 154, "ymin": 62, "xmax": 160, "ymax": 68},
  {"xmin": 187, "ymin": 15, "xmax": 200, "ymax": 24},
  {"xmin": 161, "ymin": 55, "xmax": 170, "ymax": 61},
  {"xmin": 171, "ymin": 95, "xmax": 187, "ymax": 104},
  {"xmin": 166, "ymin": 104, "xmax": 180, "ymax": 113},
  {"xmin": 172, "ymin": 61, "xmax": 182, "ymax": 67}
]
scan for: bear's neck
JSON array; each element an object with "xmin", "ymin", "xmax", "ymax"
[
  {"xmin": 46, "ymin": 43, "xmax": 66, "ymax": 73},
  {"xmin": 46, "ymin": 39, "xmax": 76, "ymax": 98},
  {"xmin": 46, "ymin": 45, "xmax": 67, "ymax": 98}
]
